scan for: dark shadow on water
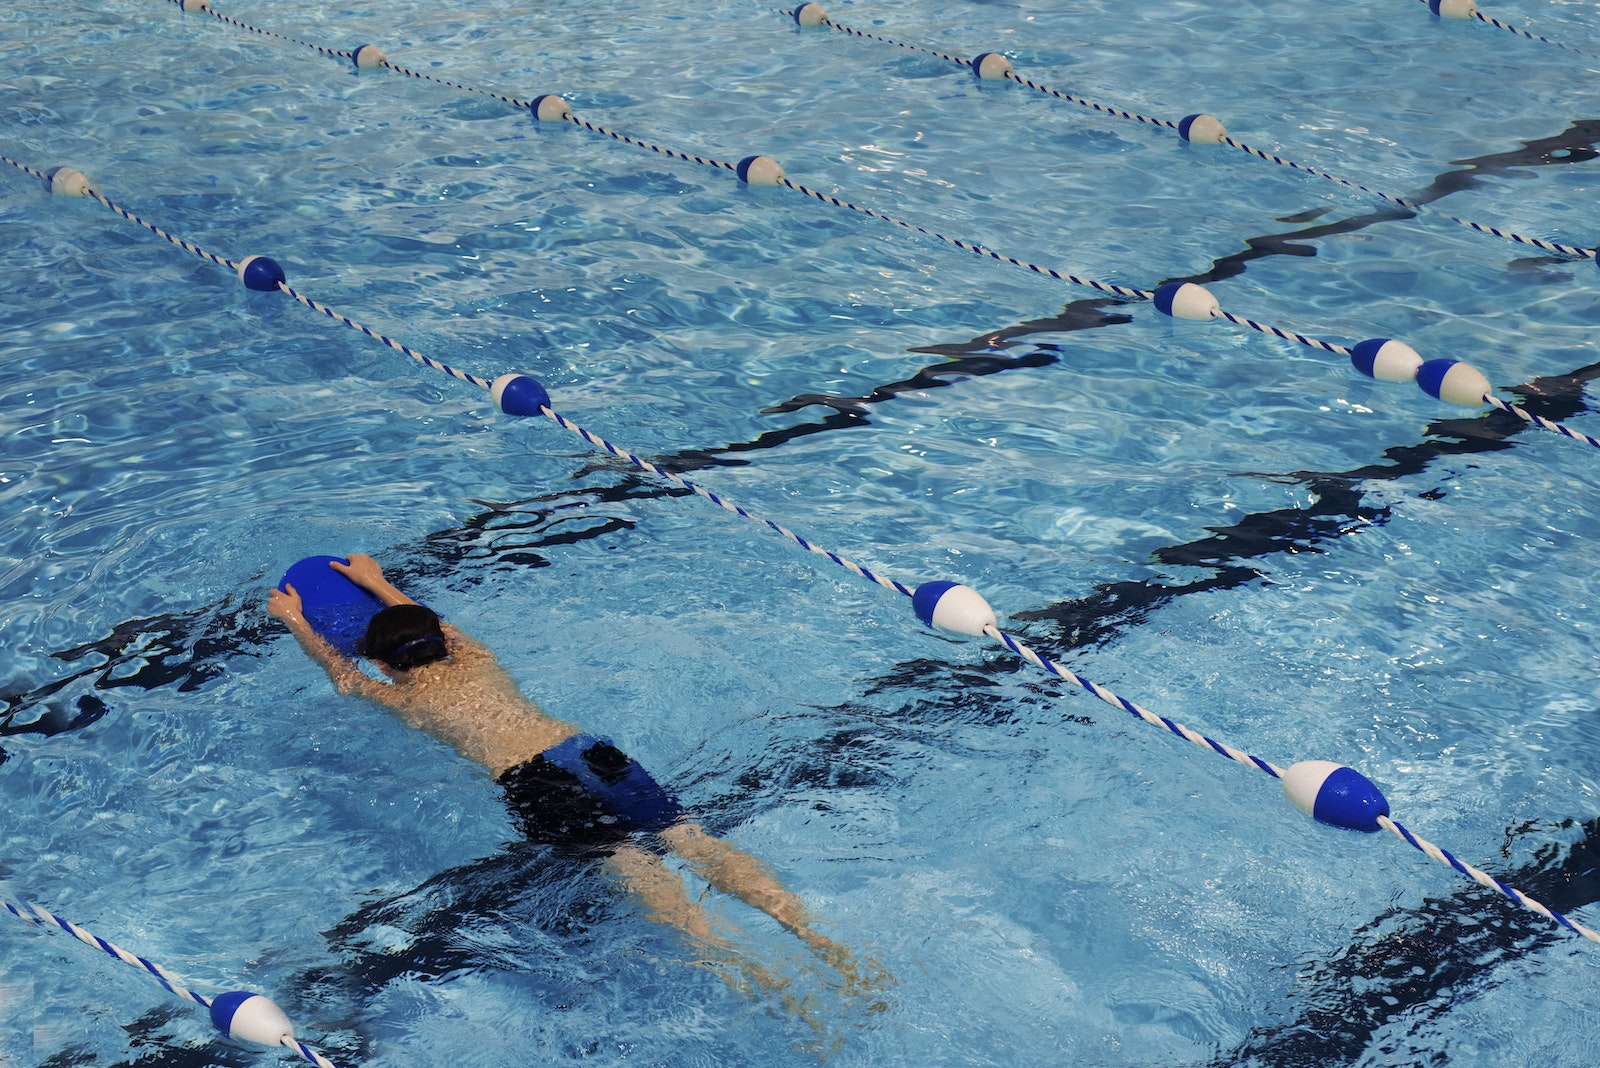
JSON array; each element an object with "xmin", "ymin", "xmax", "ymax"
[{"xmin": 1208, "ymin": 815, "xmax": 1600, "ymax": 1068}]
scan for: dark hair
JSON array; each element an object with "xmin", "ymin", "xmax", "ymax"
[{"xmin": 361, "ymin": 604, "xmax": 449, "ymax": 671}]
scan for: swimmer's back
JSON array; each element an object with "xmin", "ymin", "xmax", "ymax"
[{"xmin": 377, "ymin": 624, "xmax": 579, "ymax": 776}]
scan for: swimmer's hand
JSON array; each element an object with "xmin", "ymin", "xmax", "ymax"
[
  {"xmin": 329, "ymin": 553, "xmax": 383, "ymax": 587},
  {"xmin": 267, "ymin": 579, "xmax": 376, "ymax": 693},
  {"xmin": 330, "ymin": 553, "xmax": 416, "ymax": 608},
  {"xmin": 268, "ymin": 583, "xmax": 305, "ymax": 624}
]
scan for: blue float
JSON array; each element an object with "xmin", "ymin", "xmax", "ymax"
[
  {"xmin": 47, "ymin": 166, "xmax": 90, "ymax": 197},
  {"xmin": 1416, "ymin": 358, "xmax": 1491, "ymax": 407},
  {"xmin": 1350, "ymin": 338, "xmax": 1423, "ymax": 383},
  {"xmin": 912, "ymin": 581, "xmax": 997, "ymax": 636},
  {"xmin": 1281, "ymin": 761, "xmax": 1390, "ymax": 833},
  {"xmin": 1177, "ymin": 113, "xmax": 1227, "ymax": 144},
  {"xmin": 529, "ymin": 94, "xmax": 572, "ymax": 122},
  {"xmin": 736, "ymin": 155, "xmax": 785, "ymax": 186},
  {"xmin": 970, "ymin": 52, "xmax": 1013, "ymax": 81},
  {"xmin": 792, "ymin": 2, "xmax": 827, "ymax": 27},
  {"xmin": 236, "ymin": 255, "xmax": 286, "ymax": 292},
  {"xmin": 209, "ymin": 990, "xmax": 294, "ymax": 1047},
  {"xmin": 491, "ymin": 373, "xmax": 551, "ymax": 417},
  {"xmin": 1152, "ymin": 281, "xmax": 1220, "ymax": 320}
]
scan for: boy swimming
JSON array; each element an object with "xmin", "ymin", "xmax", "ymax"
[{"xmin": 268, "ymin": 553, "xmax": 868, "ymax": 988}]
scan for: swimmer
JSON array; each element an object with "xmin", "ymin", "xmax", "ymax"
[{"xmin": 268, "ymin": 553, "xmax": 875, "ymax": 995}]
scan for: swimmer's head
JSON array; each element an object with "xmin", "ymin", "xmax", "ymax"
[{"xmin": 362, "ymin": 604, "xmax": 449, "ymax": 672}]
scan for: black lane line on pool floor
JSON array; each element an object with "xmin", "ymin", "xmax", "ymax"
[
  {"xmin": 1210, "ymin": 813, "xmax": 1600, "ymax": 1066},
  {"xmin": 1007, "ymin": 358, "xmax": 1600, "ymax": 659},
  {"xmin": 622, "ymin": 114, "xmax": 1600, "ymax": 472},
  {"xmin": 295, "ymin": 844, "xmax": 620, "ymax": 1056}
]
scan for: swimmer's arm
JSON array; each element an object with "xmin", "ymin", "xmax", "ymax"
[
  {"xmin": 332, "ymin": 558, "xmax": 485, "ymax": 653},
  {"xmin": 268, "ymin": 584, "xmax": 391, "ymax": 703},
  {"xmin": 329, "ymin": 553, "xmax": 418, "ymax": 608}
]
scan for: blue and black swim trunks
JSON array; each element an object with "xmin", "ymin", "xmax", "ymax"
[{"xmin": 497, "ymin": 733, "xmax": 684, "ymax": 855}]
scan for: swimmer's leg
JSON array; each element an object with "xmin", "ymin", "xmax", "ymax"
[
  {"xmin": 658, "ymin": 822, "xmax": 822, "ymax": 946},
  {"xmin": 610, "ymin": 841, "xmax": 855, "ymax": 1035},
  {"xmin": 607, "ymin": 840, "xmax": 798, "ymax": 1001},
  {"xmin": 605, "ymin": 841, "xmax": 733, "ymax": 953},
  {"xmin": 658, "ymin": 821, "xmax": 892, "ymax": 995}
]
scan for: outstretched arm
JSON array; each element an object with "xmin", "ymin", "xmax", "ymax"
[
  {"xmin": 332, "ymin": 554, "xmax": 487, "ymax": 657},
  {"xmin": 268, "ymin": 584, "xmax": 390, "ymax": 702},
  {"xmin": 329, "ymin": 553, "xmax": 417, "ymax": 608}
]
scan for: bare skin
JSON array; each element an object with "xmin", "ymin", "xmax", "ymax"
[{"xmin": 269, "ymin": 553, "xmax": 880, "ymax": 995}]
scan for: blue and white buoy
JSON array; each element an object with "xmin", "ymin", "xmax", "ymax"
[
  {"xmin": 1152, "ymin": 281, "xmax": 1220, "ymax": 321},
  {"xmin": 48, "ymin": 167, "xmax": 90, "ymax": 197},
  {"xmin": 491, "ymin": 373, "xmax": 551, "ymax": 417},
  {"xmin": 1177, "ymin": 114, "xmax": 1227, "ymax": 145},
  {"xmin": 209, "ymin": 991, "xmax": 294, "ymax": 1048},
  {"xmin": 236, "ymin": 255, "xmax": 286, "ymax": 293},
  {"xmin": 352, "ymin": 44, "xmax": 387, "ymax": 69},
  {"xmin": 1350, "ymin": 338, "xmax": 1423, "ymax": 383},
  {"xmin": 793, "ymin": 3, "xmax": 828, "ymax": 27},
  {"xmin": 1429, "ymin": 0, "xmax": 1477, "ymax": 17},
  {"xmin": 912, "ymin": 581, "xmax": 997, "ymax": 637},
  {"xmin": 1416, "ymin": 358, "xmax": 1491, "ymax": 407},
  {"xmin": 1280, "ymin": 760, "xmax": 1390, "ymax": 833},
  {"xmin": 529, "ymin": 94, "xmax": 572, "ymax": 122},
  {"xmin": 736, "ymin": 155, "xmax": 785, "ymax": 187},
  {"xmin": 970, "ymin": 52, "xmax": 1013, "ymax": 81}
]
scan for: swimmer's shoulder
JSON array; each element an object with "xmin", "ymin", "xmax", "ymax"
[
  {"xmin": 439, "ymin": 621, "xmax": 485, "ymax": 654},
  {"xmin": 437, "ymin": 623, "xmax": 499, "ymax": 672}
]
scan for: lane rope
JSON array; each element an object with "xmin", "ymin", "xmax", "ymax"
[
  {"xmin": 786, "ymin": 3, "xmax": 1595, "ymax": 259},
  {"xmin": 1, "ymin": 894, "xmax": 346, "ymax": 1066}
]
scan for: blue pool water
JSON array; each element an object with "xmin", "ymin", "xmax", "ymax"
[{"xmin": 4, "ymin": 0, "xmax": 1600, "ymax": 1063}]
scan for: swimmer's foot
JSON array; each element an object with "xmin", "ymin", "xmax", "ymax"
[
  {"xmin": 693, "ymin": 943, "xmax": 791, "ymax": 1001},
  {"xmin": 798, "ymin": 930, "xmax": 896, "ymax": 1003}
]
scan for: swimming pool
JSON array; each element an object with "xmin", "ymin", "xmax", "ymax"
[{"xmin": 3, "ymin": 0, "xmax": 1600, "ymax": 1062}]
